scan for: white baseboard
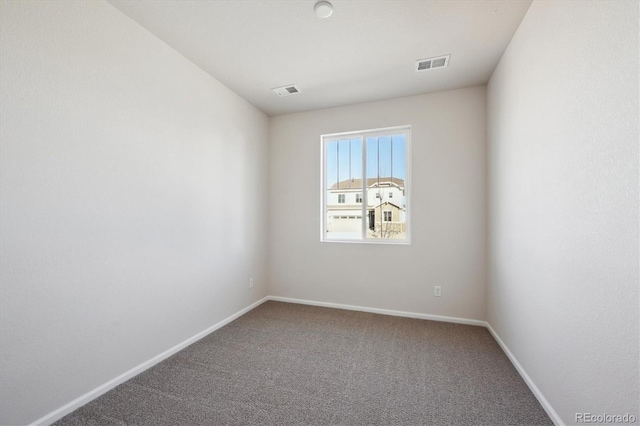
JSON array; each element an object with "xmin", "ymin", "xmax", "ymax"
[
  {"xmin": 32, "ymin": 295, "xmax": 561, "ymax": 426},
  {"xmin": 267, "ymin": 295, "xmax": 487, "ymax": 327},
  {"xmin": 31, "ymin": 296, "xmax": 269, "ymax": 426},
  {"xmin": 485, "ymin": 323, "xmax": 563, "ymax": 426}
]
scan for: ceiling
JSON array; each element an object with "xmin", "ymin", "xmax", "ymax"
[{"xmin": 108, "ymin": 0, "xmax": 532, "ymax": 116}]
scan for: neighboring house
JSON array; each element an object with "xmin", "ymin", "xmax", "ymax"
[{"xmin": 326, "ymin": 177, "xmax": 406, "ymax": 238}]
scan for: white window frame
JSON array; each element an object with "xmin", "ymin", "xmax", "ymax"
[{"xmin": 320, "ymin": 125, "xmax": 411, "ymax": 244}]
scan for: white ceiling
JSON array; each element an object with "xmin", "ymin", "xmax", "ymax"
[{"xmin": 108, "ymin": 0, "xmax": 532, "ymax": 116}]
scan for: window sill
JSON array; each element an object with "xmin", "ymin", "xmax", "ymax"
[{"xmin": 320, "ymin": 238, "xmax": 411, "ymax": 245}]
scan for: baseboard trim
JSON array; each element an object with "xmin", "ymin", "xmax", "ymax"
[
  {"xmin": 31, "ymin": 296, "xmax": 270, "ymax": 426},
  {"xmin": 485, "ymin": 323, "xmax": 563, "ymax": 426},
  {"xmin": 32, "ymin": 295, "xmax": 561, "ymax": 426},
  {"xmin": 267, "ymin": 295, "xmax": 486, "ymax": 327}
]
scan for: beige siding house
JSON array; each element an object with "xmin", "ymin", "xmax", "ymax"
[{"xmin": 326, "ymin": 177, "xmax": 406, "ymax": 239}]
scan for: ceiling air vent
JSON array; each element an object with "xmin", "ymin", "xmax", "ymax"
[
  {"xmin": 272, "ymin": 84, "xmax": 301, "ymax": 97},
  {"xmin": 415, "ymin": 55, "xmax": 450, "ymax": 72}
]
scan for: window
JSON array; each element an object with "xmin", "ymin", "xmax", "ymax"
[{"xmin": 321, "ymin": 126, "xmax": 410, "ymax": 243}]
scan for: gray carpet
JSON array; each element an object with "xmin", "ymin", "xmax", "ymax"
[{"xmin": 54, "ymin": 301, "xmax": 552, "ymax": 425}]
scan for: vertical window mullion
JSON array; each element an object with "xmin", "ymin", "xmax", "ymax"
[
  {"xmin": 391, "ymin": 135, "xmax": 393, "ymax": 180},
  {"xmin": 324, "ymin": 140, "xmax": 329, "ymax": 239},
  {"xmin": 349, "ymin": 140, "xmax": 352, "ymax": 188},
  {"xmin": 361, "ymin": 136, "xmax": 367, "ymax": 240},
  {"xmin": 335, "ymin": 141, "xmax": 339, "ymax": 190}
]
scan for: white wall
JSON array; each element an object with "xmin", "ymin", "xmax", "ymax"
[
  {"xmin": 269, "ymin": 87, "xmax": 487, "ymax": 320},
  {"xmin": 0, "ymin": 1, "xmax": 269, "ymax": 424},
  {"xmin": 487, "ymin": 1, "xmax": 639, "ymax": 424}
]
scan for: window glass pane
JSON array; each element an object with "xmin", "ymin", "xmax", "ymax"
[
  {"xmin": 392, "ymin": 134, "xmax": 406, "ymax": 181},
  {"xmin": 365, "ymin": 134, "xmax": 406, "ymax": 240},
  {"xmin": 337, "ymin": 139, "xmax": 350, "ymax": 188},
  {"xmin": 378, "ymin": 136, "xmax": 392, "ymax": 178},
  {"xmin": 325, "ymin": 138, "xmax": 362, "ymax": 240}
]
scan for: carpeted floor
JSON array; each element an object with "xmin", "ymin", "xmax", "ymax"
[{"xmin": 54, "ymin": 301, "xmax": 552, "ymax": 425}]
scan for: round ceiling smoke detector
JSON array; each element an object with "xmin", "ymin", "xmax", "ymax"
[{"xmin": 314, "ymin": 1, "xmax": 333, "ymax": 18}]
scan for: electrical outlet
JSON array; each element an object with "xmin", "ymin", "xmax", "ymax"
[
  {"xmin": 249, "ymin": 278, "xmax": 254, "ymax": 289},
  {"xmin": 434, "ymin": 286, "xmax": 441, "ymax": 297}
]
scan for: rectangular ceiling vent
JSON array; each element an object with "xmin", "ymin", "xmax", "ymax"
[
  {"xmin": 272, "ymin": 85, "xmax": 301, "ymax": 97},
  {"xmin": 415, "ymin": 55, "xmax": 450, "ymax": 72}
]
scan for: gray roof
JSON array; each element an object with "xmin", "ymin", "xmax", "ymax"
[
  {"xmin": 370, "ymin": 201, "xmax": 404, "ymax": 210},
  {"xmin": 330, "ymin": 177, "xmax": 404, "ymax": 190}
]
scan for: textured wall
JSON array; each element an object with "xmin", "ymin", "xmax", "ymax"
[
  {"xmin": 486, "ymin": 1, "xmax": 639, "ymax": 423},
  {"xmin": 269, "ymin": 87, "xmax": 487, "ymax": 321},
  {"xmin": 0, "ymin": 1, "xmax": 269, "ymax": 424}
]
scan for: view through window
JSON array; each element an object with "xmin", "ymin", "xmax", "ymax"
[{"xmin": 322, "ymin": 126, "xmax": 410, "ymax": 243}]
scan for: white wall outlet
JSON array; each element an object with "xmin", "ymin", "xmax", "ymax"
[
  {"xmin": 249, "ymin": 278, "xmax": 254, "ymax": 289},
  {"xmin": 434, "ymin": 286, "xmax": 442, "ymax": 297}
]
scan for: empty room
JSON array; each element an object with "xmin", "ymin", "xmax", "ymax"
[{"xmin": 0, "ymin": 0, "xmax": 638, "ymax": 425}]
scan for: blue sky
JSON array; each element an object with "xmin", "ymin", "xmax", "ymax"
[{"xmin": 326, "ymin": 134, "xmax": 406, "ymax": 188}]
